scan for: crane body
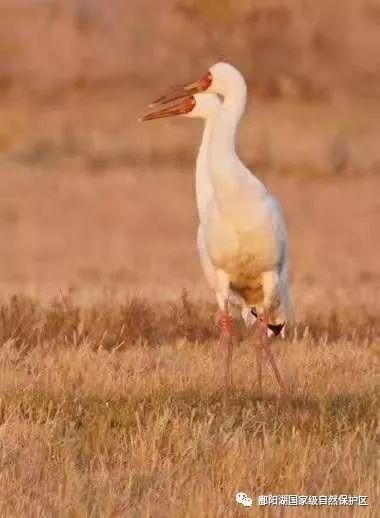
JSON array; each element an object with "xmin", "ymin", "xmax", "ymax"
[{"xmin": 141, "ymin": 63, "xmax": 293, "ymax": 395}]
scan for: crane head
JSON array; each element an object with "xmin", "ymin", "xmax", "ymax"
[{"xmin": 146, "ymin": 62, "xmax": 246, "ymax": 108}]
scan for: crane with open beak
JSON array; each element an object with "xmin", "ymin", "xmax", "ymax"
[{"xmin": 141, "ymin": 62, "xmax": 292, "ymax": 397}]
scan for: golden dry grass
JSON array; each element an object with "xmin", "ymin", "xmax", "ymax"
[{"xmin": 0, "ymin": 294, "xmax": 378, "ymax": 516}]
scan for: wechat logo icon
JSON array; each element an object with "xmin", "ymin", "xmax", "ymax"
[{"xmin": 236, "ymin": 492, "xmax": 253, "ymax": 507}]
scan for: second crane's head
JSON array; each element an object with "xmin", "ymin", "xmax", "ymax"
[
  {"xmin": 148, "ymin": 62, "xmax": 246, "ymax": 106},
  {"xmin": 141, "ymin": 93, "xmax": 221, "ymax": 122}
]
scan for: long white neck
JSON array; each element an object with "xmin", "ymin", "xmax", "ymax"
[
  {"xmin": 208, "ymin": 79, "xmax": 265, "ymax": 209},
  {"xmin": 195, "ymin": 115, "xmax": 217, "ymax": 221},
  {"xmin": 213, "ymin": 91, "xmax": 246, "ymax": 159}
]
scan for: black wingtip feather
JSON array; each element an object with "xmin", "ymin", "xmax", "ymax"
[{"xmin": 250, "ymin": 308, "xmax": 285, "ymax": 336}]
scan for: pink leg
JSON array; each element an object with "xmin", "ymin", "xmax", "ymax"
[
  {"xmin": 219, "ymin": 312, "xmax": 234, "ymax": 387},
  {"xmin": 257, "ymin": 314, "xmax": 288, "ymax": 397}
]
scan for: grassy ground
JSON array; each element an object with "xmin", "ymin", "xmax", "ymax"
[{"xmin": 0, "ymin": 294, "xmax": 378, "ymax": 516}]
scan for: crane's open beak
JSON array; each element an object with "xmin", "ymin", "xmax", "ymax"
[
  {"xmin": 140, "ymin": 96, "xmax": 196, "ymax": 122},
  {"xmin": 149, "ymin": 71, "xmax": 212, "ymax": 107}
]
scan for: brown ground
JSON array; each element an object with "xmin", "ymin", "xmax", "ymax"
[{"xmin": 0, "ymin": 1, "xmax": 379, "ymax": 516}]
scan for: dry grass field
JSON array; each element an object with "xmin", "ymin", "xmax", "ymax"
[
  {"xmin": 0, "ymin": 294, "xmax": 378, "ymax": 516},
  {"xmin": 0, "ymin": 1, "xmax": 379, "ymax": 516}
]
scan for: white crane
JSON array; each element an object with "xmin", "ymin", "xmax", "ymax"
[{"xmin": 141, "ymin": 63, "xmax": 293, "ymax": 395}]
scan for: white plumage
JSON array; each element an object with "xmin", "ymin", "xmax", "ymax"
[{"xmin": 142, "ymin": 62, "xmax": 292, "ymax": 395}]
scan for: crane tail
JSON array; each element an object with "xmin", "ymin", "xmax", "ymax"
[{"xmin": 250, "ymin": 309, "xmax": 285, "ymax": 337}]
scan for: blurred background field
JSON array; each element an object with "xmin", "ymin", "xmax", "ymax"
[
  {"xmin": 0, "ymin": 2, "xmax": 379, "ymax": 516},
  {"xmin": 0, "ymin": 0, "xmax": 379, "ymax": 314}
]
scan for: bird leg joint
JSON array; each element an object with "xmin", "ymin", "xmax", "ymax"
[{"xmin": 220, "ymin": 313, "xmax": 234, "ymax": 334}]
